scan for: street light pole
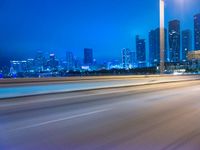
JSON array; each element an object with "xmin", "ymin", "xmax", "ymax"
[{"xmin": 160, "ymin": 0, "xmax": 165, "ymax": 74}]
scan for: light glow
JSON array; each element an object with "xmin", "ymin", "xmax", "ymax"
[{"xmin": 160, "ymin": 0, "xmax": 165, "ymax": 74}]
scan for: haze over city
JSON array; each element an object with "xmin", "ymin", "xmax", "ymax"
[{"xmin": 0, "ymin": 0, "xmax": 200, "ymax": 66}]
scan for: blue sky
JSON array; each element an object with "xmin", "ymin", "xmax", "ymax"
[{"xmin": 0, "ymin": 0, "xmax": 200, "ymax": 65}]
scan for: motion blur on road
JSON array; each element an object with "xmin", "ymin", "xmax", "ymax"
[{"xmin": 1, "ymin": 76, "xmax": 200, "ymax": 150}]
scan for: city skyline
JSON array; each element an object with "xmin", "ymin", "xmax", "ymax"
[
  {"xmin": 2, "ymin": 1, "xmax": 200, "ymax": 149},
  {"xmin": 1, "ymin": 13, "xmax": 200, "ymax": 78},
  {"xmin": 1, "ymin": 0, "xmax": 200, "ymax": 67},
  {"xmin": 2, "ymin": 12, "xmax": 200, "ymax": 69}
]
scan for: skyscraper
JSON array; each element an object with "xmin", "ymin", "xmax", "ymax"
[
  {"xmin": 34, "ymin": 51, "xmax": 45, "ymax": 71},
  {"xmin": 74, "ymin": 58, "xmax": 81, "ymax": 70},
  {"xmin": 27, "ymin": 59, "xmax": 34, "ymax": 72},
  {"xmin": 47, "ymin": 54, "xmax": 59, "ymax": 70},
  {"xmin": 10, "ymin": 61, "xmax": 27, "ymax": 74},
  {"xmin": 66, "ymin": 51, "xmax": 74, "ymax": 71},
  {"xmin": 136, "ymin": 35, "xmax": 146, "ymax": 67},
  {"xmin": 149, "ymin": 30, "xmax": 156, "ymax": 66},
  {"xmin": 168, "ymin": 20, "xmax": 181, "ymax": 63},
  {"xmin": 84, "ymin": 48, "xmax": 93, "ymax": 65},
  {"xmin": 194, "ymin": 13, "xmax": 200, "ymax": 50},
  {"xmin": 149, "ymin": 28, "xmax": 167, "ymax": 66},
  {"xmin": 122, "ymin": 48, "xmax": 131, "ymax": 69},
  {"xmin": 130, "ymin": 51, "xmax": 136, "ymax": 68},
  {"xmin": 182, "ymin": 30, "xmax": 192, "ymax": 61}
]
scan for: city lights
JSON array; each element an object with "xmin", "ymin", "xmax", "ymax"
[{"xmin": 1, "ymin": 1, "xmax": 200, "ymax": 149}]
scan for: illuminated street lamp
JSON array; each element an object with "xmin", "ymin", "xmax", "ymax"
[{"xmin": 160, "ymin": 0, "xmax": 165, "ymax": 74}]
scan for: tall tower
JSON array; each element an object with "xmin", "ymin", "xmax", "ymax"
[
  {"xmin": 47, "ymin": 54, "xmax": 59, "ymax": 70},
  {"xmin": 66, "ymin": 51, "xmax": 74, "ymax": 70},
  {"xmin": 136, "ymin": 35, "xmax": 146, "ymax": 67},
  {"xmin": 168, "ymin": 20, "xmax": 181, "ymax": 63},
  {"xmin": 84, "ymin": 48, "xmax": 93, "ymax": 66},
  {"xmin": 122, "ymin": 48, "xmax": 131, "ymax": 69},
  {"xmin": 194, "ymin": 13, "xmax": 200, "ymax": 50},
  {"xmin": 182, "ymin": 30, "xmax": 192, "ymax": 61},
  {"xmin": 149, "ymin": 30, "xmax": 156, "ymax": 66},
  {"xmin": 149, "ymin": 28, "xmax": 167, "ymax": 67},
  {"xmin": 34, "ymin": 51, "xmax": 45, "ymax": 71}
]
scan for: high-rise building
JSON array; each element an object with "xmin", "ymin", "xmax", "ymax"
[
  {"xmin": 130, "ymin": 51, "xmax": 136, "ymax": 68},
  {"xmin": 122, "ymin": 48, "xmax": 131, "ymax": 69},
  {"xmin": 66, "ymin": 51, "xmax": 74, "ymax": 71},
  {"xmin": 27, "ymin": 59, "xmax": 34, "ymax": 72},
  {"xmin": 136, "ymin": 35, "xmax": 146, "ymax": 67},
  {"xmin": 149, "ymin": 28, "xmax": 167, "ymax": 66},
  {"xmin": 84, "ymin": 48, "xmax": 93, "ymax": 65},
  {"xmin": 194, "ymin": 13, "xmax": 200, "ymax": 50},
  {"xmin": 168, "ymin": 20, "xmax": 181, "ymax": 63},
  {"xmin": 149, "ymin": 30, "xmax": 156, "ymax": 65},
  {"xmin": 47, "ymin": 54, "xmax": 59, "ymax": 70},
  {"xmin": 182, "ymin": 29, "xmax": 192, "ymax": 61},
  {"xmin": 34, "ymin": 51, "xmax": 45, "ymax": 71},
  {"xmin": 74, "ymin": 58, "xmax": 81, "ymax": 70},
  {"xmin": 10, "ymin": 61, "xmax": 27, "ymax": 73}
]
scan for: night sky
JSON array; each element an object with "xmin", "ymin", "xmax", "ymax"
[{"xmin": 0, "ymin": 0, "xmax": 200, "ymax": 66}]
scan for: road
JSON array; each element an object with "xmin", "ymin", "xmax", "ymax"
[
  {"xmin": 1, "ymin": 80, "xmax": 200, "ymax": 150},
  {"xmin": 0, "ymin": 75, "xmax": 199, "ymax": 99}
]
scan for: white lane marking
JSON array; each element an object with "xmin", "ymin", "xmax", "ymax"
[{"xmin": 11, "ymin": 108, "xmax": 111, "ymax": 131}]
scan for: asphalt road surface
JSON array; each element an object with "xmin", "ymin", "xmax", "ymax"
[
  {"xmin": 1, "ymin": 80, "xmax": 200, "ymax": 150},
  {"xmin": 1, "ymin": 75, "xmax": 199, "ymax": 99}
]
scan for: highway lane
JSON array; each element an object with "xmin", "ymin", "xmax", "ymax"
[
  {"xmin": 0, "ymin": 75, "xmax": 164, "ymax": 86},
  {"xmin": 1, "ymin": 81, "xmax": 200, "ymax": 150},
  {"xmin": 1, "ymin": 75, "xmax": 200, "ymax": 99}
]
